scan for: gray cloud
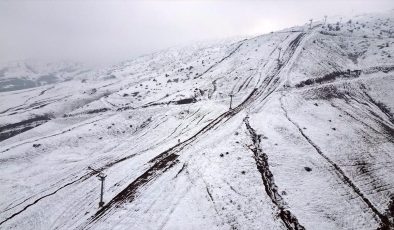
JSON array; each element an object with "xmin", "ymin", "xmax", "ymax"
[{"xmin": 0, "ymin": 0, "xmax": 393, "ymax": 64}]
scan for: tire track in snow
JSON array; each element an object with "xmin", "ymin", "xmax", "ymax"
[
  {"xmin": 24, "ymin": 86, "xmax": 55, "ymax": 104},
  {"xmin": 81, "ymin": 31, "xmax": 311, "ymax": 228},
  {"xmin": 0, "ymin": 172, "xmax": 95, "ymax": 225},
  {"xmin": 237, "ymin": 73, "xmax": 254, "ymax": 92},
  {"xmin": 330, "ymin": 102, "xmax": 389, "ymax": 140},
  {"xmin": 208, "ymin": 78, "xmax": 218, "ymax": 99},
  {"xmin": 244, "ymin": 117, "xmax": 306, "ymax": 230},
  {"xmin": 206, "ymin": 42, "xmax": 244, "ymax": 99},
  {"xmin": 84, "ymin": 110, "xmax": 232, "ymax": 227},
  {"xmin": 279, "ymin": 96, "xmax": 393, "ymax": 229},
  {"xmin": 0, "ymin": 115, "xmax": 160, "ymax": 224},
  {"xmin": 0, "ymin": 95, "xmax": 70, "ymax": 118},
  {"xmin": 198, "ymin": 41, "xmax": 244, "ymax": 79},
  {"xmin": 2, "ymin": 31, "xmax": 308, "ymax": 228},
  {"xmin": 0, "ymin": 115, "xmax": 111, "ymax": 154},
  {"xmin": 0, "ymin": 145, "xmax": 145, "ymax": 226},
  {"xmin": 362, "ymin": 91, "xmax": 394, "ymax": 127}
]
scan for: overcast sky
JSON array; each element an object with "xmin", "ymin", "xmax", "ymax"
[{"xmin": 0, "ymin": 0, "xmax": 393, "ymax": 64}]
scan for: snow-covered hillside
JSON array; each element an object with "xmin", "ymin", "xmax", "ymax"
[
  {"xmin": 0, "ymin": 11, "xmax": 393, "ymax": 230},
  {"xmin": 0, "ymin": 60, "xmax": 91, "ymax": 93}
]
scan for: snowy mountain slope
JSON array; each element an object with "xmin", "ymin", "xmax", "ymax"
[
  {"xmin": 0, "ymin": 12, "xmax": 393, "ymax": 230},
  {"xmin": 0, "ymin": 61, "xmax": 91, "ymax": 93}
]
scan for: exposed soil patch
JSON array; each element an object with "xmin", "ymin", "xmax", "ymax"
[
  {"xmin": 0, "ymin": 115, "xmax": 53, "ymax": 142},
  {"xmin": 91, "ymin": 153, "xmax": 180, "ymax": 222},
  {"xmin": 296, "ymin": 65, "xmax": 394, "ymax": 89},
  {"xmin": 64, "ymin": 108, "xmax": 110, "ymax": 117},
  {"xmin": 81, "ymin": 31, "xmax": 311, "ymax": 229},
  {"xmin": 295, "ymin": 70, "xmax": 361, "ymax": 88},
  {"xmin": 175, "ymin": 98, "xmax": 197, "ymax": 105},
  {"xmin": 362, "ymin": 91, "xmax": 394, "ymax": 125},
  {"xmin": 244, "ymin": 117, "xmax": 305, "ymax": 230}
]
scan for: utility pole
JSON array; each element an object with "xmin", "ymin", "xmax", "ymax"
[
  {"xmin": 277, "ymin": 47, "xmax": 282, "ymax": 62},
  {"xmin": 229, "ymin": 94, "xmax": 234, "ymax": 110},
  {"xmin": 88, "ymin": 166, "xmax": 107, "ymax": 208},
  {"xmin": 309, "ymin": 19, "xmax": 313, "ymax": 29},
  {"xmin": 97, "ymin": 172, "xmax": 106, "ymax": 207}
]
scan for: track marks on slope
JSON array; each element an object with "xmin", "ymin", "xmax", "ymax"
[
  {"xmin": 362, "ymin": 91, "xmax": 394, "ymax": 126},
  {"xmin": 2, "ymin": 30, "xmax": 311, "ymax": 229},
  {"xmin": 0, "ymin": 149, "xmax": 142, "ymax": 226},
  {"xmin": 378, "ymin": 197, "xmax": 394, "ymax": 230},
  {"xmin": 86, "ymin": 153, "xmax": 180, "ymax": 227},
  {"xmin": 0, "ymin": 171, "xmax": 96, "ymax": 226},
  {"xmin": 279, "ymin": 97, "xmax": 393, "ymax": 228},
  {"xmin": 240, "ymin": 32, "xmax": 306, "ymax": 111},
  {"xmin": 0, "ymin": 127, "xmax": 151, "ymax": 225},
  {"xmin": 0, "ymin": 115, "xmax": 110, "ymax": 154},
  {"xmin": 244, "ymin": 117, "xmax": 305, "ymax": 230},
  {"xmin": 0, "ymin": 115, "xmax": 53, "ymax": 142},
  {"xmin": 82, "ymin": 30, "xmax": 311, "ymax": 228},
  {"xmin": 197, "ymin": 42, "xmax": 244, "ymax": 79},
  {"xmin": 83, "ymin": 102, "xmax": 236, "ymax": 227}
]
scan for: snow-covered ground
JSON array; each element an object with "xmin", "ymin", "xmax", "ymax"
[{"xmin": 0, "ymin": 11, "xmax": 393, "ymax": 230}]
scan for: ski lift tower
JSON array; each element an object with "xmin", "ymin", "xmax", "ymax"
[
  {"xmin": 277, "ymin": 47, "xmax": 282, "ymax": 62},
  {"xmin": 97, "ymin": 172, "xmax": 106, "ymax": 207},
  {"xmin": 229, "ymin": 93, "xmax": 234, "ymax": 110},
  {"xmin": 88, "ymin": 166, "xmax": 107, "ymax": 208}
]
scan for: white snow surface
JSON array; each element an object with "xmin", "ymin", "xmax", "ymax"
[{"xmin": 0, "ymin": 12, "xmax": 394, "ymax": 230}]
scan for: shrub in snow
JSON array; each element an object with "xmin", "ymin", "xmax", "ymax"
[{"xmin": 304, "ymin": 167, "xmax": 312, "ymax": 172}]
